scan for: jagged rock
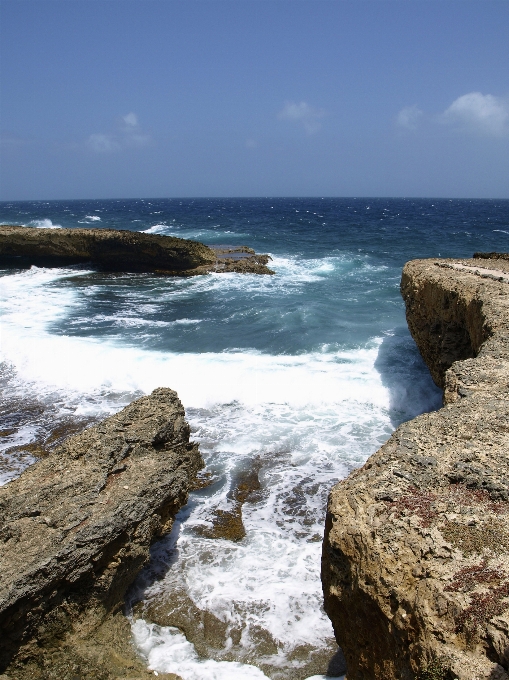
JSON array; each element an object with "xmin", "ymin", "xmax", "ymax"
[
  {"xmin": 0, "ymin": 226, "xmax": 273, "ymax": 275},
  {"xmin": 0, "ymin": 388, "xmax": 202, "ymax": 678},
  {"xmin": 322, "ymin": 257, "xmax": 509, "ymax": 680}
]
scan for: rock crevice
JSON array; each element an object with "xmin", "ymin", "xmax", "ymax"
[{"xmin": 322, "ymin": 257, "xmax": 509, "ymax": 680}]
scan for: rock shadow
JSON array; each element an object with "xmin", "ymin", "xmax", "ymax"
[
  {"xmin": 326, "ymin": 646, "xmax": 348, "ymax": 677},
  {"xmin": 374, "ymin": 327, "xmax": 442, "ymax": 429}
]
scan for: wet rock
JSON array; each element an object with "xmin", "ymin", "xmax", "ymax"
[
  {"xmin": 209, "ymin": 245, "xmax": 275, "ymax": 275},
  {"xmin": 193, "ymin": 463, "xmax": 262, "ymax": 541},
  {"xmin": 322, "ymin": 257, "xmax": 509, "ymax": 679},
  {"xmin": 0, "ymin": 388, "xmax": 202, "ymax": 678}
]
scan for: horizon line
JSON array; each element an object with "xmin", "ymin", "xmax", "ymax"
[{"xmin": 1, "ymin": 195, "xmax": 509, "ymax": 203}]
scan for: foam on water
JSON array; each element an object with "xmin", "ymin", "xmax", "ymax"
[
  {"xmin": 141, "ymin": 223, "xmax": 250, "ymax": 241},
  {"xmin": 133, "ymin": 621, "xmax": 270, "ymax": 679},
  {"xmin": 143, "ymin": 224, "xmax": 169, "ymax": 234},
  {"xmin": 0, "ymin": 260, "xmax": 439, "ymax": 678},
  {"xmin": 0, "ymin": 423, "xmax": 39, "ymax": 485},
  {"xmin": 132, "ymin": 620, "xmax": 346, "ymax": 679},
  {"xmin": 27, "ymin": 218, "xmax": 62, "ymax": 229}
]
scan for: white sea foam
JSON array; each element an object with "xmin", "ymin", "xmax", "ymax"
[
  {"xmin": 28, "ymin": 218, "xmax": 62, "ymax": 229},
  {"xmin": 78, "ymin": 313, "xmax": 176, "ymax": 329},
  {"xmin": 0, "ymin": 424, "xmax": 39, "ymax": 485},
  {"xmin": 141, "ymin": 224, "xmax": 250, "ymax": 242},
  {"xmin": 78, "ymin": 215, "xmax": 102, "ymax": 223},
  {"xmin": 143, "ymin": 224, "xmax": 169, "ymax": 234},
  {"xmin": 133, "ymin": 621, "xmax": 270, "ymax": 679},
  {"xmin": 0, "ymin": 263, "xmax": 437, "ymax": 677}
]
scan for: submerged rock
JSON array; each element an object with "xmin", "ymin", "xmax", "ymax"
[
  {"xmin": 322, "ymin": 256, "xmax": 509, "ymax": 680},
  {"xmin": 0, "ymin": 226, "xmax": 273, "ymax": 275},
  {"xmin": 0, "ymin": 388, "xmax": 202, "ymax": 678}
]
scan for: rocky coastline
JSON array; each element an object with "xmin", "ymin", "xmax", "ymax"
[
  {"xmin": 0, "ymin": 226, "xmax": 274, "ymax": 275},
  {"xmin": 322, "ymin": 255, "xmax": 509, "ymax": 679},
  {"xmin": 0, "ymin": 388, "xmax": 202, "ymax": 679}
]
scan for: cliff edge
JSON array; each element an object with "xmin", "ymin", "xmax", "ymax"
[
  {"xmin": 322, "ymin": 256, "xmax": 509, "ymax": 680},
  {"xmin": 0, "ymin": 388, "xmax": 202, "ymax": 679}
]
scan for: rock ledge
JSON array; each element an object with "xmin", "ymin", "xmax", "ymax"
[
  {"xmin": 322, "ymin": 257, "xmax": 509, "ymax": 680},
  {"xmin": 0, "ymin": 226, "xmax": 274, "ymax": 275}
]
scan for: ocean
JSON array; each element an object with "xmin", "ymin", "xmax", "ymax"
[{"xmin": 1, "ymin": 197, "xmax": 508, "ymax": 679}]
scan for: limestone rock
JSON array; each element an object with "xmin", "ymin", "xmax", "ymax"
[
  {"xmin": 0, "ymin": 388, "xmax": 202, "ymax": 678},
  {"xmin": 322, "ymin": 257, "xmax": 509, "ymax": 680},
  {"xmin": 0, "ymin": 227, "xmax": 274, "ymax": 276},
  {"xmin": 209, "ymin": 246, "xmax": 275, "ymax": 275},
  {"xmin": 0, "ymin": 225, "xmax": 217, "ymax": 274}
]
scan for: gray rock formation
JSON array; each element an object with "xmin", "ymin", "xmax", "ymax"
[
  {"xmin": 0, "ymin": 388, "xmax": 202, "ymax": 678},
  {"xmin": 0, "ymin": 226, "xmax": 274, "ymax": 275},
  {"xmin": 322, "ymin": 256, "xmax": 509, "ymax": 680}
]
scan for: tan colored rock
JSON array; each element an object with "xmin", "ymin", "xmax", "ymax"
[
  {"xmin": 322, "ymin": 257, "xmax": 509, "ymax": 680},
  {"xmin": 0, "ymin": 226, "xmax": 217, "ymax": 274},
  {"xmin": 0, "ymin": 388, "xmax": 202, "ymax": 678},
  {"xmin": 0, "ymin": 227, "xmax": 274, "ymax": 275}
]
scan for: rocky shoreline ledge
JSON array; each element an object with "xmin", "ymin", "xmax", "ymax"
[
  {"xmin": 322, "ymin": 255, "xmax": 509, "ymax": 680},
  {"xmin": 0, "ymin": 388, "xmax": 202, "ymax": 679},
  {"xmin": 0, "ymin": 226, "xmax": 274, "ymax": 275}
]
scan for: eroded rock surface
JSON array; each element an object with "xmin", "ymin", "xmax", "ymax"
[
  {"xmin": 0, "ymin": 388, "xmax": 202, "ymax": 678},
  {"xmin": 0, "ymin": 227, "xmax": 273, "ymax": 275},
  {"xmin": 322, "ymin": 257, "xmax": 509, "ymax": 680},
  {"xmin": 209, "ymin": 246, "xmax": 275, "ymax": 275}
]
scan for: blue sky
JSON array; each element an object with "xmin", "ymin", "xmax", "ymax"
[{"xmin": 1, "ymin": 0, "xmax": 508, "ymax": 199}]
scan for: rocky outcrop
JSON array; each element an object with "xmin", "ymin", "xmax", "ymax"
[
  {"xmin": 0, "ymin": 225, "xmax": 215, "ymax": 274},
  {"xmin": 0, "ymin": 388, "xmax": 202, "ymax": 678},
  {"xmin": 322, "ymin": 257, "xmax": 509, "ymax": 680},
  {"xmin": 209, "ymin": 246, "xmax": 275, "ymax": 275},
  {"xmin": 0, "ymin": 227, "xmax": 273, "ymax": 275}
]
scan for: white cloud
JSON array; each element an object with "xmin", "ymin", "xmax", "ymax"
[
  {"xmin": 123, "ymin": 112, "xmax": 138, "ymax": 128},
  {"xmin": 278, "ymin": 101, "xmax": 326, "ymax": 134},
  {"xmin": 441, "ymin": 92, "xmax": 509, "ymax": 136},
  {"xmin": 88, "ymin": 113, "xmax": 151, "ymax": 153},
  {"xmin": 396, "ymin": 105, "xmax": 424, "ymax": 130}
]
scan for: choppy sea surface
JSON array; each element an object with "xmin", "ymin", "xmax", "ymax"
[{"xmin": 1, "ymin": 197, "xmax": 509, "ymax": 679}]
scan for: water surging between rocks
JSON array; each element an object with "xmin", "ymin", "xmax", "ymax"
[{"xmin": 0, "ymin": 259, "xmax": 441, "ymax": 679}]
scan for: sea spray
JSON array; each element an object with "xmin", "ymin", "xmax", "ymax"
[{"xmin": 2, "ymin": 196, "xmax": 503, "ymax": 678}]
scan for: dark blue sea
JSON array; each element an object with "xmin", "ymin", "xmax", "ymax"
[{"xmin": 1, "ymin": 197, "xmax": 508, "ymax": 679}]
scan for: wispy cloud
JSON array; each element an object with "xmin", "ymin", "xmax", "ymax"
[
  {"xmin": 441, "ymin": 92, "xmax": 509, "ymax": 137},
  {"xmin": 87, "ymin": 112, "xmax": 151, "ymax": 153},
  {"xmin": 396, "ymin": 105, "xmax": 424, "ymax": 130},
  {"xmin": 278, "ymin": 101, "xmax": 326, "ymax": 134},
  {"xmin": 122, "ymin": 112, "xmax": 138, "ymax": 128},
  {"xmin": 397, "ymin": 92, "xmax": 509, "ymax": 137}
]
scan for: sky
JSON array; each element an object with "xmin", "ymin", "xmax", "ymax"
[{"xmin": 0, "ymin": 0, "xmax": 508, "ymax": 200}]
